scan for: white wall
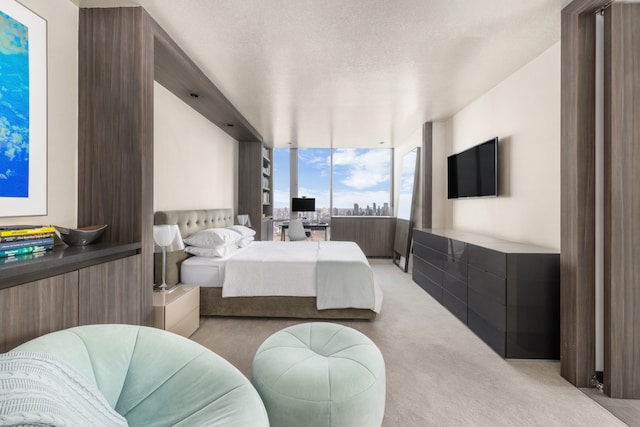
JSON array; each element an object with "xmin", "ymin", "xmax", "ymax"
[
  {"xmin": 0, "ymin": 0, "xmax": 78, "ymax": 228},
  {"xmin": 153, "ymin": 82, "xmax": 238, "ymax": 212},
  {"xmin": 442, "ymin": 42, "xmax": 561, "ymax": 249}
]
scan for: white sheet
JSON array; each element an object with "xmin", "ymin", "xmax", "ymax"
[
  {"xmin": 181, "ymin": 256, "xmax": 227, "ymax": 287},
  {"xmin": 181, "ymin": 244, "xmax": 251, "ymax": 287},
  {"xmin": 221, "ymin": 241, "xmax": 382, "ymax": 312},
  {"xmin": 222, "ymin": 241, "xmax": 318, "ymax": 297}
]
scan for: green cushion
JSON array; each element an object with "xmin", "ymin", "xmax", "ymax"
[
  {"xmin": 252, "ymin": 322, "xmax": 385, "ymax": 427},
  {"xmin": 13, "ymin": 324, "xmax": 269, "ymax": 427}
]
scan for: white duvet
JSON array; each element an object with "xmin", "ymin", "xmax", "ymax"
[{"xmin": 222, "ymin": 241, "xmax": 382, "ymax": 312}]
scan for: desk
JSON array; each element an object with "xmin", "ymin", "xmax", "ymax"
[{"xmin": 280, "ymin": 222, "xmax": 329, "ymax": 241}]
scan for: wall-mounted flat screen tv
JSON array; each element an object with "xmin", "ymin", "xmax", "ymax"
[
  {"xmin": 292, "ymin": 197, "xmax": 315, "ymax": 212},
  {"xmin": 447, "ymin": 137, "xmax": 498, "ymax": 199}
]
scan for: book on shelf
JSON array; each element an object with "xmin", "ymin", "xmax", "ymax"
[
  {"xmin": 0, "ymin": 232, "xmax": 55, "ymax": 243},
  {"xmin": 0, "ymin": 244, "xmax": 53, "ymax": 258},
  {"xmin": 0, "ymin": 237, "xmax": 55, "ymax": 252},
  {"xmin": 0, "ymin": 226, "xmax": 55, "ymax": 238}
]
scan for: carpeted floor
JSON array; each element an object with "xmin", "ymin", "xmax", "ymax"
[{"xmin": 190, "ymin": 258, "xmax": 627, "ymax": 426}]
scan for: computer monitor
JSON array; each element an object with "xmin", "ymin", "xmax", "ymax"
[{"xmin": 291, "ymin": 197, "xmax": 315, "ymax": 212}]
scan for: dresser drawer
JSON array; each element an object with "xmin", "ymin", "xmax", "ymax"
[
  {"xmin": 413, "ymin": 242, "xmax": 445, "ymax": 270},
  {"xmin": 413, "ymin": 256, "xmax": 443, "ymax": 285},
  {"xmin": 468, "ymin": 245, "xmax": 506, "ymax": 278},
  {"xmin": 468, "ymin": 286, "xmax": 505, "ymax": 332},
  {"xmin": 468, "ymin": 309, "xmax": 506, "ymax": 357},
  {"xmin": 443, "ymin": 272, "xmax": 467, "ymax": 303},
  {"xmin": 413, "ymin": 269, "xmax": 443, "ymax": 303},
  {"xmin": 443, "ymin": 291, "xmax": 467, "ymax": 323},
  {"xmin": 443, "ymin": 253, "xmax": 467, "ymax": 282},
  {"xmin": 413, "ymin": 230, "xmax": 446, "ymax": 252},
  {"xmin": 468, "ymin": 265, "xmax": 506, "ymax": 305}
]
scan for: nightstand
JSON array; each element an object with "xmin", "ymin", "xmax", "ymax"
[{"xmin": 153, "ymin": 285, "xmax": 200, "ymax": 337}]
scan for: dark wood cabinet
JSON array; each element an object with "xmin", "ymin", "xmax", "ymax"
[
  {"xmin": 0, "ymin": 272, "xmax": 78, "ymax": 353},
  {"xmin": 0, "ymin": 243, "xmax": 140, "ymax": 352},
  {"xmin": 412, "ymin": 229, "xmax": 560, "ymax": 359},
  {"xmin": 79, "ymin": 254, "xmax": 142, "ymax": 325}
]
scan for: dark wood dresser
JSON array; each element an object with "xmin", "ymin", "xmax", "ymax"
[{"xmin": 412, "ymin": 229, "xmax": 560, "ymax": 359}]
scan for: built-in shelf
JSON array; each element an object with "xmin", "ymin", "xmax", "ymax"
[{"xmin": 0, "ymin": 243, "xmax": 141, "ymax": 290}]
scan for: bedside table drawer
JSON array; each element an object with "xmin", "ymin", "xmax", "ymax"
[
  {"xmin": 153, "ymin": 285, "xmax": 200, "ymax": 337},
  {"xmin": 168, "ymin": 306, "xmax": 199, "ymax": 338},
  {"xmin": 165, "ymin": 287, "xmax": 199, "ymax": 330}
]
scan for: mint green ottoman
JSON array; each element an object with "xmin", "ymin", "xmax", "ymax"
[{"xmin": 252, "ymin": 322, "xmax": 386, "ymax": 427}]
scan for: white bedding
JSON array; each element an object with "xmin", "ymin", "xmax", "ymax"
[
  {"xmin": 221, "ymin": 241, "xmax": 382, "ymax": 312},
  {"xmin": 181, "ymin": 244, "xmax": 251, "ymax": 287},
  {"xmin": 181, "ymin": 256, "xmax": 227, "ymax": 287}
]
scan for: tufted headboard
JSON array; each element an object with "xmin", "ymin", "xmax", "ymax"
[{"xmin": 153, "ymin": 208, "xmax": 234, "ymax": 286}]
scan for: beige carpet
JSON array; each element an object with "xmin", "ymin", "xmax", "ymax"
[{"xmin": 190, "ymin": 259, "xmax": 626, "ymax": 426}]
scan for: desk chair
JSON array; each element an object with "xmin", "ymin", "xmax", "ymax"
[{"xmin": 287, "ymin": 219, "xmax": 309, "ymax": 241}]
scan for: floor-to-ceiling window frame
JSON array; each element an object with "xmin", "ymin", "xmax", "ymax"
[{"xmin": 272, "ymin": 146, "xmax": 393, "ymax": 241}]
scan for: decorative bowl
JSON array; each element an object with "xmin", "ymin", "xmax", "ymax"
[{"xmin": 54, "ymin": 224, "xmax": 108, "ymax": 246}]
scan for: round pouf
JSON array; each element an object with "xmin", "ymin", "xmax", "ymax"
[{"xmin": 252, "ymin": 322, "xmax": 385, "ymax": 427}]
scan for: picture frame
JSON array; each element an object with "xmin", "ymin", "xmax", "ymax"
[{"xmin": 0, "ymin": 1, "xmax": 47, "ymax": 217}]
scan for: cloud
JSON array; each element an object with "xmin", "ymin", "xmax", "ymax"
[{"xmin": 333, "ymin": 149, "xmax": 390, "ymax": 190}]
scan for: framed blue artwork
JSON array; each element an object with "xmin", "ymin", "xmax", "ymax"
[{"xmin": 0, "ymin": 1, "xmax": 46, "ymax": 217}]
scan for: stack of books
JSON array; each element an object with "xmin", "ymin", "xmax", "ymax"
[{"xmin": 0, "ymin": 226, "xmax": 56, "ymax": 258}]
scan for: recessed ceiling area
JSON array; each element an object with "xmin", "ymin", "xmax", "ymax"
[{"xmin": 71, "ymin": 0, "xmax": 573, "ymax": 148}]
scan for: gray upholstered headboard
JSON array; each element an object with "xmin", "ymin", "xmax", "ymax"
[{"xmin": 153, "ymin": 208, "xmax": 234, "ymax": 286}]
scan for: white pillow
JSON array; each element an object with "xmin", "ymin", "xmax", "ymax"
[
  {"xmin": 227, "ymin": 225, "xmax": 256, "ymax": 238},
  {"xmin": 185, "ymin": 245, "xmax": 239, "ymax": 258},
  {"xmin": 184, "ymin": 228, "xmax": 242, "ymax": 248},
  {"xmin": 238, "ymin": 236, "xmax": 254, "ymax": 248}
]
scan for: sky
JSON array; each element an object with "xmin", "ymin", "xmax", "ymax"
[{"xmin": 273, "ymin": 148, "xmax": 391, "ymax": 210}]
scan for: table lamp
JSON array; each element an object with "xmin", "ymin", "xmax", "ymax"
[
  {"xmin": 237, "ymin": 214, "xmax": 252, "ymax": 227},
  {"xmin": 153, "ymin": 224, "xmax": 184, "ymax": 291}
]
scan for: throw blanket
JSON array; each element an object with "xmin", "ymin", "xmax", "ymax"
[
  {"xmin": 0, "ymin": 352, "xmax": 128, "ymax": 427},
  {"xmin": 316, "ymin": 241, "xmax": 383, "ymax": 312},
  {"xmin": 222, "ymin": 241, "xmax": 382, "ymax": 312}
]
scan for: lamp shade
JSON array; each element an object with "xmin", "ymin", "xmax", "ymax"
[
  {"xmin": 237, "ymin": 214, "xmax": 252, "ymax": 227},
  {"xmin": 153, "ymin": 224, "xmax": 185, "ymax": 252}
]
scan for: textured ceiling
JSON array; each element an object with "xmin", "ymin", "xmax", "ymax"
[{"xmin": 71, "ymin": 0, "xmax": 572, "ymax": 147}]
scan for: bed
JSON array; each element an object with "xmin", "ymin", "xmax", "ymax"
[{"xmin": 154, "ymin": 208, "xmax": 382, "ymax": 320}]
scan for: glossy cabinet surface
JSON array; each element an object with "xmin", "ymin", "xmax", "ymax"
[{"xmin": 412, "ymin": 229, "xmax": 560, "ymax": 359}]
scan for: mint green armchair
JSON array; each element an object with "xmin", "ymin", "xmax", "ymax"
[{"xmin": 12, "ymin": 324, "xmax": 269, "ymax": 427}]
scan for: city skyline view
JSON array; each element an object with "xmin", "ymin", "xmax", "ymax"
[{"xmin": 272, "ymin": 148, "xmax": 392, "ymax": 219}]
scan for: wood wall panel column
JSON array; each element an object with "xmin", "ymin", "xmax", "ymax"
[
  {"xmin": 560, "ymin": 0, "xmax": 602, "ymax": 387},
  {"xmin": 78, "ymin": 8, "xmax": 154, "ymax": 325},
  {"xmin": 603, "ymin": 2, "xmax": 640, "ymax": 399}
]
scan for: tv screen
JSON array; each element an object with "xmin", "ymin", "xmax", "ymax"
[
  {"xmin": 447, "ymin": 138, "xmax": 498, "ymax": 199},
  {"xmin": 292, "ymin": 197, "xmax": 315, "ymax": 212}
]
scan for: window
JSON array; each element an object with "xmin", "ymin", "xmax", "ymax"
[
  {"xmin": 332, "ymin": 148, "xmax": 391, "ymax": 216},
  {"xmin": 272, "ymin": 147, "xmax": 392, "ymax": 224},
  {"xmin": 298, "ymin": 148, "xmax": 330, "ymax": 222},
  {"xmin": 272, "ymin": 148, "xmax": 290, "ymax": 221}
]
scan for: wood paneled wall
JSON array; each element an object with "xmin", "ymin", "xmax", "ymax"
[
  {"xmin": 560, "ymin": 0, "xmax": 603, "ymax": 389},
  {"xmin": 562, "ymin": 0, "xmax": 640, "ymax": 398},
  {"xmin": 78, "ymin": 8, "xmax": 154, "ymax": 325},
  {"xmin": 331, "ymin": 217, "xmax": 396, "ymax": 257},
  {"xmin": 604, "ymin": 2, "xmax": 640, "ymax": 399}
]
